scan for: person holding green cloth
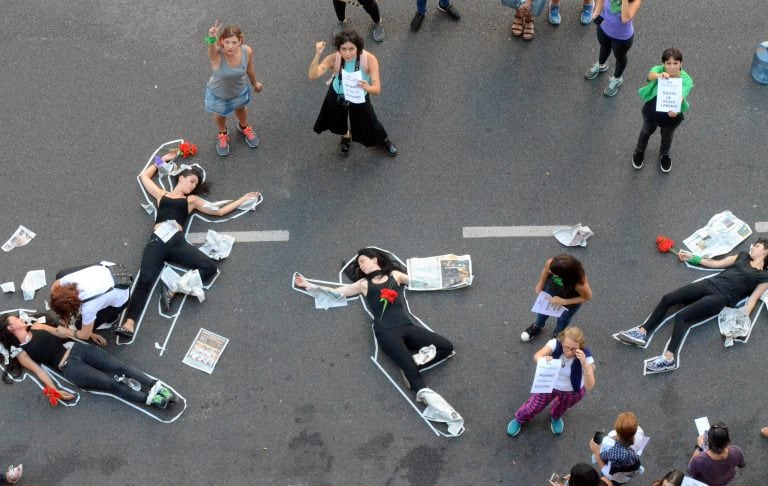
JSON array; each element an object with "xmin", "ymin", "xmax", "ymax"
[{"xmin": 632, "ymin": 47, "xmax": 694, "ymax": 173}]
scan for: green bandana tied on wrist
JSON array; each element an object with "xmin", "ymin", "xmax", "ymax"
[{"xmin": 689, "ymin": 255, "xmax": 702, "ymax": 265}]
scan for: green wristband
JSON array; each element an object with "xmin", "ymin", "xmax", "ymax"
[
  {"xmin": 690, "ymin": 255, "xmax": 702, "ymax": 265},
  {"xmin": 205, "ymin": 36, "xmax": 217, "ymax": 45}
]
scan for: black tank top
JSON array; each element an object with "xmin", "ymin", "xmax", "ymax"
[
  {"xmin": 364, "ymin": 275, "xmax": 412, "ymax": 332},
  {"xmin": 156, "ymin": 195, "xmax": 189, "ymax": 227},
  {"xmin": 20, "ymin": 330, "xmax": 69, "ymax": 369}
]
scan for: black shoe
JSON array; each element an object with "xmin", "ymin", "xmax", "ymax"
[
  {"xmin": 382, "ymin": 139, "xmax": 397, "ymax": 157},
  {"xmin": 520, "ymin": 323, "xmax": 542, "ymax": 342},
  {"xmin": 339, "ymin": 137, "xmax": 351, "ymax": 157},
  {"xmin": 659, "ymin": 155, "xmax": 671, "ymax": 173},
  {"xmin": 410, "ymin": 13, "xmax": 425, "ymax": 31},
  {"xmin": 632, "ymin": 151, "xmax": 644, "ymax": 169},
  {"xmin": 114, "ymin": 326, "xmax": 134, "ymax": 338},
  {"xmin": 437, "ymin": 4, "xmax": 461, "ymax": 20}
]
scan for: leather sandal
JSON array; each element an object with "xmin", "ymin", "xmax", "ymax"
[
  {"xmin": 114, "ymin": 326, "xmax": 134, "ymax": 338},
  {"xmin": 511, "ymin": 9, "xmax": 524, "ymax": 37},
  {"xmin": 523, "ymin": 11, "xmax": 535, "ymax": 40}
]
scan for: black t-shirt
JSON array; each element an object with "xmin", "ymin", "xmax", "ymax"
[
  {"xmin": 364, "ymin": 276, "xmax": 412, "ymax": 332},
  {"xmin": 19, "ymin": 330, "xmax": 69, "ymax": 369},
  {"xmin": 709, "ymin": 252, "xmax": 768, "ymax": 304}
]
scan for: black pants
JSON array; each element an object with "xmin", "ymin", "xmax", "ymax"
[
  {"xmin": 333, "ymin": 0, "xmax": 381, "ymax": 23},
  {"xmin": 635, "ymin": 100, "xmax": 684, "ymax": 157},
  {"xmin": 642, "ymin": 280, "xmax": 729, "ymax": 356},
  {"xmin": 596, "ymin": 26, "xmax": 634, "ymax": 78},
  {"xmin": 62, "ymin": 342, "xmax": 157, "ymax": 402},
  {"xmin": 125, "ymin": 232, "xmax": 217, "ymax": 321},
  {"xmin": 376, "ymin": 324, "xmax": 453, "ymax": 391}
]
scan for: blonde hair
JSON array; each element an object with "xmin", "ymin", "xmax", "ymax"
[{"xmin": 557, "ymin": 326, "xmax": 586, "ymax": 348}]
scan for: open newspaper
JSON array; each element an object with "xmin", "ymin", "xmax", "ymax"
[
  {"xmin": 182, "ymin": 328, "xmax": 229, "ymax": 374},
  {"xmin": 406, "ymin": 254, "xmax": 473, "ymax": 291},
  {"xmin": 683, "ymin": 210, "xmax": 752, "ymax": 258}
]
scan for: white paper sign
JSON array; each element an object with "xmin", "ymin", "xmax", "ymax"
[
  {"xmin": 656, "ymin": 77, "xmax": 683, "ymax": 112},
  {"xmin": 531, "ymin": 291, "xmax": 566, "ymax": 317},
  {"xmin": 341, "ymin": 70, "xmax": 366, "ymax": 104},
  {"xmin": 681, "ymin": 476, "xmax": 708, "ymax": 486},
  {"xmin": 695, "ymin": 416, "xmax": 710, "ymax": 437},
  {"xmin": 530, "ymin": 358, "xmax": 561, "ymax": 394}
]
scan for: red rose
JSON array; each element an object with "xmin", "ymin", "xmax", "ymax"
[
  {"xmin": 43, "ymin": 386, "xmax": 61, "ymax": 406},
  {"xmin": 380, "ymin": 288, "xmax": 398, "ymax": 304},
  {"xmin": 655, "ymin": 235, "xmax": 678, "ymax": 254}
]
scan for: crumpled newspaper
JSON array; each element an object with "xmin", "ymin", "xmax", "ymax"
[
  {"xmin": 160, "ymin": 267, "xmax": 205, "ymax": 303},
  {"xmin": 413, "ymin": 345, "xmax": 437, "ymax": 366},
  {"xmin": 416, "ymin": 388, "xmax": 465, "ymax": 437},
  {"xmin": 198, "ymin": 230, "xmax": 235, "ymax": 261},
  {"xmin": 718, "ymin": 307, "xmax": 751, "ymax": 347},
  {"xmin": 1, "ymin": 282, "xmax": 15, "ymax": 293},
  {"xmin": 553, "ymin": 224, "xmax": 594, "ymax": 247},
  {"xmin": 141, "ymin": 202, "xmax": 156, "ymax": 216},
  {"xmin": 21, "ymin": 270, "xmax": 46, "ymax": 300},
  {"xmin": 305, "ymin": 285, "xmax": 347, "ymax": 310}
]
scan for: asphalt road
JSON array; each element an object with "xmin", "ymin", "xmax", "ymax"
[{"xmin": 1, "ymin": 1, "xmax": 767, "ymax": 484}]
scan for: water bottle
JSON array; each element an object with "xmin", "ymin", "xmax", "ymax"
[
  {"xmin": 751, "ymin": 41, "xmax": 768, "ymax": 85},
  {"xmin": 114, "ymin": 374, "xmax": 142, "ymax": 391}
]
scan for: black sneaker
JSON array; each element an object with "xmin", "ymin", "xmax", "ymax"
[
  {"xmin": 382, "ymin": 139, "xmax": 397, "ymax": 157},
  {"xmin": 437, "ymin": 4, "xmax": 461, "ymax": 19},
  {"xmin": 520, "ymin": 323, "xmax": 542, "ymax": 342},
  {"xmin": 660, "ymin": 155, "xmax": 672, "ymax": 173},
  {"xmin": 410, "ymin": 13, "xmax": 425, "ymax": 31},
  {"xmin": 339, "ymin": 137, "xmax": 351, "ymax": 157},
  {"xmin": 632, "ymin": 151, "xmax": 644, "ymax": 169}
]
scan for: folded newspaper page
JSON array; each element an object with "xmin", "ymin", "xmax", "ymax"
[
  {"xmin": 2, "ymin": 225, "xmax": 36, "ymax": 252},
  {"xmin": 683, "ymin": 211, "xmax": 752, "ymax": 258},
  {"xmin": 406, "ymin": 254, "xmax": 473, "ymax": 291},
  {"xmin": 182, "ymin": 328, "xmax": 229, "ymax": 374}
]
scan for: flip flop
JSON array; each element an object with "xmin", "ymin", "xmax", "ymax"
[{"xmin": 114, "ymin": 326, "xmax": 134, "ymax": 338}]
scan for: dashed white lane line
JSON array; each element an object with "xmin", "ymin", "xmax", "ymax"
[
  {"xmin": 462, "ymin": 226, "xmax": 565, "ymax": 238},
  {"xmin": 186, "ymin": 230, "xmax": 290, "ymax": 243}
]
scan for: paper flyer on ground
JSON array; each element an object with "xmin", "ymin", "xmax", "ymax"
[
  {"xmin": 683, "ymin": 211, "xmax": 751, "ymax": 258},
  {"xmin": 182, "ymin": 328, "xmax": 229, "ymax": 374},
  {"xmin": 406, "ymin": 254, "xmax": 473, "ymax": 291}
]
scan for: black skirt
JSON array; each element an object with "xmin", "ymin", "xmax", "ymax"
[{"xmin": 313, "ymin": 84, "xmax": 388, "ymax": 147}]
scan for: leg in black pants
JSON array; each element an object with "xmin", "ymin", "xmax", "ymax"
[
  {"xmin": 596, "ymin": 27, "xmax": 634, "ymax": 77},
  {"xmin": 666, "ymin": 293, "xmax": 728, "ymax": 356},
  {"xmin": 333, "ymin": 0, "xmax": 381, "ymax": 23},
  {"xmin": 63, "ymin": 343, "xmax": 157, "ymax": 403},
  {"xmin": 376, "ymin": 324, "xmax": 454, "ymax": 391},
  {"xmin": 636, "ymin": 108, "xmax": 683, "ymax": 157}
]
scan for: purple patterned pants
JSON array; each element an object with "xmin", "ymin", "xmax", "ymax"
[{"xmin": 514, "ymin": 387, "xmax": 586, "ymax": 423}]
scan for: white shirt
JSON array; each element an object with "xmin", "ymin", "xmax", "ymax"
[
  {"xmin": 544, "ymin": 338, "xmax": 595, "ymax": 392},
  {"xmin": 60, "ymin": 265, "xmax": 129, "ymax": 325}
]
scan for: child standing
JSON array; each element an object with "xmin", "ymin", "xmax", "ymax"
[{"xmin": 632, "ymin": 48, "xmax": 694, "ymax": 173}]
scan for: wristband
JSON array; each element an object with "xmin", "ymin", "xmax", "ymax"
[
  {"xmin": 205, "ymin": 36, "xmax": 217, "ymax": 45},
  {"xmin": 689, "ymin": 255, "xmax": 702, "ymax": 265}
]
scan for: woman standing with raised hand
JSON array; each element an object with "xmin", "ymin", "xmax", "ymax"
[{"xmin": 204, "ymin": 20, "xmax": 264, "ymax": 156}]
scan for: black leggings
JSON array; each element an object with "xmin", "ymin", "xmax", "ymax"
[
  {"xmin": 596, "ymin": 26, "xmax": 634, "ymax": 78},
  {"xmin": 333, "ymin": 0, "xmax": 381, "ymax": 23},
  {"xmin": 124, "ymin": 232, "xmax": 217, "ymax": 321},
  {"xmin": 62, "ymin": 343, "xmax": 157, "ymax": 402},
  {"xmin": 635, "ymin": 101, "xmax": 684, "ymax": 157},
  {"xmin": 376, "ymin": 324, "xmax": 453, "ymax": 391},
  {"xmin": 642, "ymin": 280, "xmax": 729, "ymax": 356}
]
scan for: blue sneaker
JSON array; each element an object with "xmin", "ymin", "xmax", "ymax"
[
  {"xmin": 506, "ymin": 419, "xmax": 522, "ymax": 437},
  {"xmin": 645, "ymin": 355, "xmax": 678, "ymax": 374},
  {"xmin": 618, "ymin": 326, "xmax": 646, "ymax": 346},
  {"xmin": 580, "ymin": 2, "xmax": 594, "ymax": 24},
  {"xmin": 551, "ymin": 417, "xmax": 564, "ymax": 435},
  {"xmin": 548, "ymin": 4, "xmax": 561, "ymax": 25}
]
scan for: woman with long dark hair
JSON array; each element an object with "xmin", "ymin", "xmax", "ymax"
[
  {"xmin": 521, "ymin": 254, "xmax": 592, "ymax": 342},
  {"xmin": 688, "ymin": 423, "xmax": 745, "ymax": 485},
  {"xmin": 294, "ymin": 248, "xmax": 453, "ymax": 392},
  {"xmin": 114, "ymin": 152, "xmax": 260, "ymax": 338}
]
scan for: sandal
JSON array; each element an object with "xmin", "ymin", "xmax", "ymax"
[
  {"xmin": 114, "ymin": 326, "xmax": 134, "ymax": 338},
  {"xmin": 523, "ymin": 11, "xmax": 534, "ymax": 40},
  {"xmin": 511, "ymin": 9, "xmax": 524, "ymax": 37}
]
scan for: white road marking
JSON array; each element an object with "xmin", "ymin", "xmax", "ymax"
[
  {"xmin": 462, "ymin": 226, "xmax": 565, "ymax": 238},
  {"xmin": 186, "ymin": 230, "xmax": 290, "ymax": 243}
]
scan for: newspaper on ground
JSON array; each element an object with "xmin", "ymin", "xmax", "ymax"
[
  {"xmin": 683, "ymin": 211, "xmax": 752, "ymax": 258},
  {"xmin": 160, "ymin": 267, "xmax": 205, "ymax": 302},
  {"xmin": 406, "ymin": 254, "xmax": 473, "ymax": 291},
  {"xmin": 198, "ymin": 230, "xmax": 235, "ymax": 260},
  {"xmin": 20, "ymin": 270, "xmax": 46, "ymax": 301},
  {"xmin": 553, "ymin": 224, "xmax": 593, "ymax": 247},
  {"xmin": 306, "ymin": 285, "xmax": 347, "ymax": 309},
  {"xmin": 2, "ymin": 226, "xmax": 36, "ymax": 252},
  {"xmin": 416, "ymin": 388, "xmax": 465, "ymax": 437},
  {"xmin": 141, "ymin": 202, "xmax": 156, "ymax": 216},
  {"xmin": 182, "ymin": 328, "xmax": 229, "ymax": 374},
  {"xmin": 1, "ymin": 282, "xmax": 14, "ymax": 293},
  {"xmin": 718, "ymin": 307, "xmax": 751, "ymax": 347}
]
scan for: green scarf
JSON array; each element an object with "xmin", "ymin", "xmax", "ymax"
[{"xmin": 609, "ymin": 0, "xmax": 622, "ymax": 14}]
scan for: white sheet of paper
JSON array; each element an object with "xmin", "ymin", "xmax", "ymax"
[
  {"xmin": 681, "ymin": 477, "xmax": 708, "ymax": 486},
  {"xmin": 633, "ymin": 435, "xmax": 651, "ymax": 455},
  {"xmin": 21, "ymin": 270, "xmax": 46, "ymax": 301},
  {"xmin": 341, "ymin": 70, "xmax": 366, "ymax": 104},
  {"xmin": 531, "ymin": 291, "xmax": 566, "ymax": 317},
  {"xmin": 1, "ymin": 282, "xmax": 14, "ymax": 293},
  {"xmin": 2, "ymin": 225, "xmax": 36, "ymax": 252},
  {"xmin": 530, "ymin": 358, "xmax": 561, "ymax": 394},
  {"xmin": 695, "ymin": 416, "xmax": 710, "ymax": 436},
  {"xmin": 656, "ymin": 77, "xmax": 683, "ymax": 112}
]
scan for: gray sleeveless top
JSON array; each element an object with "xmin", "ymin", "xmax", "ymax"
[{"xmin": 206, "ymin": 45, "xmax": 248, "ymax": 99}]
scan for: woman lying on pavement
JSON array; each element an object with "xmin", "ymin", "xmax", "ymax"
[
  {"xmin": 617, "ymin": 238, "xmax": 768, "ymax": 373},
  {"xmin": 1, "ymin": 314, "xmax": 176, "ymax": 408}
]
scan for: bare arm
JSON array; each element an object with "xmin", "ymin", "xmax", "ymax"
[
  {"xmin": 577, "ymin": 349, "xmax": 596, "ymax": 390},
  {"xmin": 244, "ymin": 46, "xmax": 263, "ymax": 93},
  {"xmin": 593, "ymin": 0, "xmax": 605, "ymax": 19},
  {"xmin": 207, "ymin": 20, "xmax": 222, "ymax": 66},
  {"xmin": 188, "ymin": 192, "xmax": 261, "ymax": 217},
  {"xmin": 589, "ymin": 439, "xmax": 606, "ymax": 469},
  {"xmin": 16, "ymin": 352, "xmax": 75, "ymax": 400},
  {"xmin": 139, "ymin": 160, "xmax": 174, "ymax": 203},
  {"xmin": 359, "ymin": 52, "xmax": 381, "ymax": 96},
  {"xmin": 309, "ymin": 42, "xmax": 334, "ymax": 80},
  {"xmin": 745, "ymin": 283, "xmax": 768, "ymax": 315},
  {"xmin": 391, "ymin": 270, "xmax": 410, "ymax": 286},
  {"xmin": 552, "ymin": 278, "xmax": 593, "ymax": 307},
  {"xmin": 294, "ymin": 274, "xmax": 367, "ymax": 297},
  {"xmin": 533, "ymin": 342, "xmax": 555, "ymax": 363},
  {"xmin": 621, "ymin": 0, "xmax": 642, "ymax": 23},
  {"xmin": 535, "ymin": 259, "xmax": 552, "ymax": 293},
  {"xmin": 679, "ymin": 252, "xmax": 738, "ymax": 269}
]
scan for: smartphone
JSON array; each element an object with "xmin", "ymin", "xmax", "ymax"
[
  {"xmin": 594, "ymin": 15, "xmax": 604, "ymax": 25},
  {"xmin": 593, "ymin": 431, "xmax": 606, "ymax": 444},
  {"xmin": 549, "ymin": 473, "xmax": 564, "ymax": 485}
]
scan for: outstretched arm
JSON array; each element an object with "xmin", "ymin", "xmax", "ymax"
[
  {"xmin": 678, "ymin": 251, "xmax": 738, "ymax": 269},
  {"xmin": 745, "ymin": 283, "xmax": 768, "ymax": 316},
  {"xmin": 16, "ymin": 352, "xmax": 75, "ymax": 401},
  {"xmin": 294, "ymin": 274, "xmax": 366, "ymax": 297},
  {"xmin": 207, "ymin": 20, "xmax": 222, "ymax": 66},
  {"xmin": 189, "ymin": 192, "xmax": 261, "ymax": 217}
]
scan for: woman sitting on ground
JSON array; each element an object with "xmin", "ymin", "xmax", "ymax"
[
  {"xmin": 618, "ymin": 238, "xmax": 768, "ymax": 373},
  {"xmin": 115, "ymin": 152, "xmax": 260, "ymax": 338},
  {"xmin": 1, "ymin": 315, "xmax": 176, "ymax": 408},
  {"xmin": 294, "ymin": 248, "xmax": 454, "ymax": 392}
]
